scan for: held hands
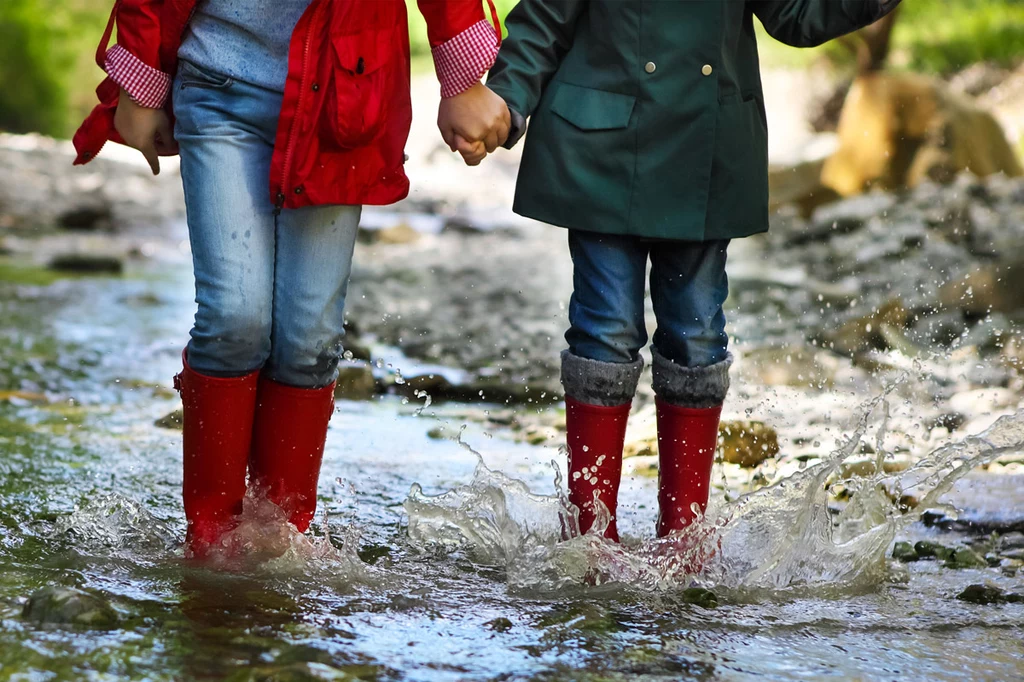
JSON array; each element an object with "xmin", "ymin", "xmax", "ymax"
[
  {"xmin": 113, "ymin": 89, "xmax": 177, "ymax": 175},
  {"xmin": 437, "ymin": 81, "xmax": 510, "ymax": 166}
]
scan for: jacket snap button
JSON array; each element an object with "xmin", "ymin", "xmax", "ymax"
[
  {"xmin": 644, "ymin": 61, "xmax": 656, "ymax": 74},
  {"xmin": 294, "ymin": 186, "xmax": 304, "ymax": 195},
  {"xmin": 312, "ymin": 83, "xmax": 319, "ymax": 92},
  {"xmin": 702, "ymin": 64, "xmax": 714, "ymax": 76}
]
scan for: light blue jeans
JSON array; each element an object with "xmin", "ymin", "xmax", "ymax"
[
  {"xmin": 173, "ymin": 60, "xmax": 361, "ymax": 388},
  {"xmin": 566, "ymin": 230, "xmax": 730, "ymax": 368}
]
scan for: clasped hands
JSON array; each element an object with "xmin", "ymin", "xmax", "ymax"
[{"xmin": 437, "ymin": 81, "xmax": 510, "ymax": 166}]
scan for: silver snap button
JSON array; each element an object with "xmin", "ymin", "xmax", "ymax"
[
  {"xmin": 702, "ymin": 64, "xmax": 713, "ymax": 76},
  {"xmin": 645, "ymin": 61, "xmax": 657, "ymax": 74}
]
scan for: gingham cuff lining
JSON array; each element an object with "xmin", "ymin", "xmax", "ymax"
[
  {"xmin": 432, "ymin": 20, "xmax": 500, "ymax": 99},
  {"xmin": 104, "ymin": 44, "xmax": 171, "ymax": 109}
]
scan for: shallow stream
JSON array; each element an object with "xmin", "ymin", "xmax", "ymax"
[{"xmin": 1, "ymin": 257, "xmax": 1022, "ymax": 681}]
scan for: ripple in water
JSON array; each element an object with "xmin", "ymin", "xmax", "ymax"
[{"xmin": 405, "ymin": 395, "xmax": 1024, "ymax": 596}]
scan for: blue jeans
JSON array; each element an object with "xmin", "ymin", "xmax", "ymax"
[
  {"xmin": 173, "ymin": 61, "xmax": 361, "ymax": 388},
  {"xmin": 566, "ymin": 230, "xmax": 729, "ymax": 368}
]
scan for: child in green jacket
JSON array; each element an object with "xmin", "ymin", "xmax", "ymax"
[{"xmin": 479, "ymin": 0, "xmax": 901, "ymax": 541}]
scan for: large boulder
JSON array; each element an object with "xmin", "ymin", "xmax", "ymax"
[{"xmin": 822, "ymin": 72, "xmax": 1022, "ymax": 197}]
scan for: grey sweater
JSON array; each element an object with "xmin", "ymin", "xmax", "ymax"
[{"xmin": 177, "ymin": 0, "xmax": 313, "ymax": 92}]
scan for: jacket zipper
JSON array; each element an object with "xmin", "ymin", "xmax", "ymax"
[{"xmin": 273, "ymin": 0, "xmax": 322, "ymax": 215}]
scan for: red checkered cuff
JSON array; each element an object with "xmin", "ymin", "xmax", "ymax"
[
  {"xmin": 104, "ymin": 44, "xmax": 171, "ymax": 109},
  {"xmin": 432, "ymin": 20, "xmax": 500, "ymax": 99}
]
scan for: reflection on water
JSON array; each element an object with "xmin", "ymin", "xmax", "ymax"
[{"xmin": 0, "ymin": 264, "xmax": 1022, "ymax": 681}]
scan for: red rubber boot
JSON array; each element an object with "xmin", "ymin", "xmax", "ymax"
[
  {"xmin": 655, "ymin": 400, "xmax": 722, "ymax": 537},
  {"xmin": 565, "ymin": 397, "xmax": 631, "ymax": 542},
  {"xmin": 248, "ymin": 378, "xmax": 336, "ymax": 533},
  {"xmin": 174, "ymin": 350, "xmax": 260, "ymax": 558}
]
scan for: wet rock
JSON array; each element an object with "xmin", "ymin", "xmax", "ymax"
[
  {"xmin": 742, "ymin": 346, "xmax": 838, "ymax": 388},
  {"xmin": 359, "ymin": 222, "xmax": 420, "ymax": 245},
  {"xmin": 809, "ymin": 192, "xmax": 897, "ymax": 236},
  {"xmin": 58, "ymin": 204, "xmax": 112, "ymax": 231},
  {"xmin": 47, "ymin": 253, "xmax": 124, "ymax": 274},
  {"xmin": 946, "ymin": 547, "xmax": 989, "ymax": 570},
  {"xmin": 154, "ymin": 409, "xmax": 183, "ymax": 430},
  {"xmin": 401, "ymin": 373, "xmax": 453, "ymax": 395},
  {"xmin": 442, "ymin": 216, "xmax": 488, "ymax": 235},
  {"xmin": 426, "ymin": 425, "xmax": 451, "ymax": 440},
  {"xmin": 334, "ymin": 364, "xmax": 376, "ymax": 401},
  {"xmin": 914, "ymin": 541, "xmax": 954, "ymax": 561},
  {"xmin": 840, "ymin": 457, "xmax": 912, "ymax": 478},
  {"xmin": 341, "ymin": 339, "xmax": 372, "ymax": 362},
  {"xmin": 446, "ymin": 378, "xmax": 560, "ymax": 406},
  {"xmin": 948, "ymin": 388, "xmax": 1018, "ymax": 415},
  {"xmin": 892, "ymin": 541, "xmax": 919, "ymax": 562},
  {"xmin": 1000, "ymin": 548, "xmax": 1024, "ymax": 561},
  {"xmin": 930, "ymin": 412, "xmax": 967, "ymax": 433},
  {"xmin": 227, "ymin": 662, "xmax": 368, "ymax": 682},
  {"xmin": 956, "ymin": 584, "xmax": 1024, "ymax": 605},
  {"xmin": 718, "ymin": 421, "xmax": 780, "ymax": 468},
  {"xmin": 1000, "ymin": 532, "xmax": 1024, "ymax": 551},
  {"xmin": 357, "ymin": 543, "xmax": 392, "ymax": 565},
  {"xmin": 768, "ymin": 157, "xmax": 841, "ymax": 219},
  {"xmin": 822, "ymin": 72, "xmax": 1022, "ymax": 197},
  {"xmin": 939, "ymin": 261, "xmax": 1024, "ymax": 316},
  {"xmin": 826, "ymin": 299, "xmax": 909, "ymax": 356},
  {"xmin": 22, "ymin": 586, "xmax": 118, "ymax": 628},
  {"xmin": 485, "ymin": 617, "xmax": 514, "ymax": 632},
  {"xmin": 681, "ymin": 587, "xmax": 719, "ymax": 609}
]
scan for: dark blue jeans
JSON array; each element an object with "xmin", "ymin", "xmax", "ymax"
[{"xmin": 566, "ymin": 230, "xmax": 729, "ymax": 368}]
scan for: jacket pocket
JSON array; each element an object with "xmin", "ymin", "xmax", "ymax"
[
  {"xmin": 321, "ymin": 28, "xmax": 395, "ymax": 150},
  {"xmin": 177, "ymin": 60, "xmax": 234, "ymax": 90},
  {"xmin": 549, "ymin": 83, "xmax": 636, "ymax": 131}
]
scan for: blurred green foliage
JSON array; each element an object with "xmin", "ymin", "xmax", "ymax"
[
  {"xmin": 0, "ymin": 0, "xmax": 109, "ymax": 137},
  {"xmin": 0, "ymin": 0, "xmax": 1019, "ymax": 138},
  {"xmin": 757, "ymin": 0, "xmax": 1024, "ymax": 72},
  {"xmin": 896, "ymin": 0, "xmax": 1024, "ymax": 73}
]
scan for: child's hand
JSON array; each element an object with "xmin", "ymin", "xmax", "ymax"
[
  {"xmin": 113, "ymin": 89, "xmax": 176, "ymax": 175},
  {"xmin": 437, "ymin": 82, "xmax": 510, "ymax": 158},
  {"xmin": 452, "ymin": 134, "xmax": 487, "ymax": 166}
]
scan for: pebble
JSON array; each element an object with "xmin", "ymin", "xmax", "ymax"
[
  {"xmin": 334, "ymin": 364, "xmax": 377, "ymax": 401},
  {"xmin": 957, "ymin": 584, "xmax": 1024, "ymax": 605},
  {"xmin": 719, "ymin": 421, "xmax": 780, "ymax": 468}
]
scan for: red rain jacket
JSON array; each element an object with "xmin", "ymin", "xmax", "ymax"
[{"xmin": 73, "ymin": 0, "xmax": 500, "ymax": 209}]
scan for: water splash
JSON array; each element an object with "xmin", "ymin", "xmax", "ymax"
[
  {"xmin": 53, "ymin": 490, "xmax": 371, "ymax": 583},
  {"xmin": 404, "ymin": 396, "xmax": 1024, "ymax": 595},
  {"xmin": 54, "ymin": 493, "xmax": 179, "ymax": 553}
]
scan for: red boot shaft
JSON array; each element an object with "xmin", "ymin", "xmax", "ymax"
[
  {"xmin": 174, "ymin": 351, "xmax": 259, "ymax": 557},
  {"xmin": 565, "ymin": 397, "xmax": 631, "ymax": 542},
  {"xmin": 248, "ymin": 378, "xmax": 335, "ymax": 533},
  {"xmin": 656, "ymin": 399, "xmax": 722, "ymax": 537}
]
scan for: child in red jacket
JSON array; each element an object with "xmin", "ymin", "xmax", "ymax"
[{"xmin": 75, "ymin": 0, "xmax": 510, "ymax": 558}]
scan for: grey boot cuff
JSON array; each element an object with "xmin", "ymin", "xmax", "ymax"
[
  {"xmin": 560, "ymin": 350, "xmax": 643, "ymax": 407},
  {"xmin": 651, "ymin": 348, "xmax": 733, "ymax": 408}
]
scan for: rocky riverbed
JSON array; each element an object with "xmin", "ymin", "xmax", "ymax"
[{"xmin": 2, "ymin": 82, "xmax": 1024, "ymax": 678}]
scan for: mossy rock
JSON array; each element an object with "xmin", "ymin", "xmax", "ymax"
[
  {"xmin": 955, "ymin": 584, "xmax": 1024, "ymax": 605},
  {"xmin": 154, "ymin": 409, "xmax": 183, "ymax": 430},
  {"xmin": 334, "ymin": 364, "xmax": 376, "ymax": 401},
  {"xmin": 718, "ymin": 421, "xmax": 780, "ymax": 468},
  {"xmin": 892, "ymin": 541, "xmax": 919, "ymax": 562},
  {"xmin": 914, "ymin": 540, "xmax": 954, "ymax": 561},
  {"xmin": 485, "ymin": 617, "xmax": 514, "ymax": 632},
  {"xmin": 945, "ymin": 547, "xmax": 989, "ymax": 569},
  {"xmin": 22, "ymin": 586, "xmax": 118, "ymax": 629},
  {"xmin": 47, "ymin": 254, "xmax": 124, "ymax": 274},
  {"xmin": 681, "ymin": 587, "xmax": 719, "ymax": 609}
]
